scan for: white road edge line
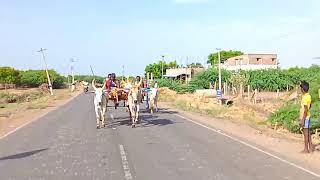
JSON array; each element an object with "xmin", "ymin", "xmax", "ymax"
[
  {"xmin": 0, "ymin": 93, "xmax": 80, "ymax": 140},
  {"xmin": 119, "ymin": 144, "xmax": 133, "ymax": 180},
  {"xmin": 0, "ymin": 118, "xmax": 39, "ymax": 140},
  {"xmin": 175, "ymin": 114, "xmax": 320, "ymax": 178}
]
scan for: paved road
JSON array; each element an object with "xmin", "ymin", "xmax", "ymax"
[{"xmin": 0, "ymin": 93, "xmax": 319, "ymax": 180}]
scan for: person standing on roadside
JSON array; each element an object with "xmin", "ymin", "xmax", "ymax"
[{"xmin": 300, "ymin": 81, "xmax": 313, "ymax": 153}]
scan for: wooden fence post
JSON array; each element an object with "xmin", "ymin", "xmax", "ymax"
[
  {"xmin": 318, "ymin": 89, "xmax": 320, "ymax": 99},
  {"xmin": 231, "ymin": 83, "xmax": 234, "ymax": 95},
  {"xmin": 223, "ymin": 82, "xmax": 227, "ymax": 95},
  {"xmin": 240, "ymin": 83, "xmax": 243, "ymax": 98},
  {"xmin": 276, "ymin": 89, "xmax": 279, "ymax": 99},
  {"xmin": 247, "ymin": 85, "xmax": 250, "ymax": 98},
  {"xmin": 286, "ymin": 84, "xmax": 289, "ymax": 92},
  {"xmin": 214, "ymin": 81, "xmax": 217, "ymax": 90},
  {"xmin": 254, "ymin": 89, "xmax": 258, "ymax": 104},
  {"xmin": 226, "ymin": 83, "xmax": 229, "ymax": 95},
  {"xmin": 295, "ymin": 86, "xmax": 298, "ymax": 104}
]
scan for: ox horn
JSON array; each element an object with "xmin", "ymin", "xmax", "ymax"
[
  {"xmin": 102, "ymin": 80, "xmax": 107, "ymax": 90},
  {"xmin": 92, "ymin": 79, "xmax": 97, "ymax": 91}
]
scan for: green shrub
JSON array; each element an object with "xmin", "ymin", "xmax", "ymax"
[
  {"xmin": 189, "ymin": 68, "xmax": 231, "ymax": 91},
  {"xmin": 0, "ymin": 91, "xmax": 46, "ymax": 104},
  {"xmin": 0, "ymin": 67, "xmax": 21, "ymax": 85},
  {"xmin": 74, "ymin": 75, "xmax": 105, "ymax": 84},
  {"xmin": 20, "ymin": 70, "xmax": 66, "ymax": 88},
  {"xmin": 155, "ymin": 78, "xmax": 188, "ymax": 94},
  {"xmin": 268, "ymin": 76, "xmax": 320, "ymax": 133}
]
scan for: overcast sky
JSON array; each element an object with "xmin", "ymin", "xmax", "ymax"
[{"xmin": 0, "ymin": 0, "xmax": 319, "ymax": 76}]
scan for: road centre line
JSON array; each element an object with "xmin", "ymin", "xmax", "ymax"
[{"xmin": 119, "ymin": 144, "xmax": 133, "ymax": 180}]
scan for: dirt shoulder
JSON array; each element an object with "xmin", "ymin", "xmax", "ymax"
[
  {"xmin": 0, "ymin": 89, "xmax": 82, "ymax": 138},
  {"xmin": 159, "ymin": 101, "xmax": 320, "ymax": 173}
]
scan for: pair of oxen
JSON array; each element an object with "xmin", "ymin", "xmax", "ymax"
[{"xmin": 91, "ymin": 79, "xmax": 158, "ymax": 128}]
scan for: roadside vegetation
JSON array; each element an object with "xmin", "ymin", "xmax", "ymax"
[
  {"xmin": 0, "ymin": 66, "xmax": 81, "ymax": 117},
  {"xmin": 145, "ymin": 58, "xmax": 320, "ymax": 134},
  {"xmin": 0, "ymin": 67, "xmax": 66, "ymax": 89}
]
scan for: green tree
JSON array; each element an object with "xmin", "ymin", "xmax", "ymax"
[
  {"xmin": 74, "ymin": 75, "xmax": 105, "ymax": 84},
  {"xmin": 144, "ymin": 60, "xmax": 178, "ymax": 79},
  {"xmin": 168, "ymin": 60, "xmax": 179, "ymax": 68},
  {"xmin": 208, "ymin": 50, "xmax": 243, "ymax": 65},
  {"xmin": 20, "ymin": 70, "xmax": 66, "ymax": 88},
  {"xmin": 187, "ymin": 62, "xmax": 204, "ymax": 68},
  {"xmin": 0, "ymin": 67, "xmax": 21, "ymax": 85}
]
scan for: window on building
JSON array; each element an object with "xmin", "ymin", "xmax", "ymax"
[
  {"xmin": 256, "ymin": 58, "xmax": 261, "ymax": 61},
  {"xmin": 271, "ymin": 58, "xmax": 276, "ymax": 61}
]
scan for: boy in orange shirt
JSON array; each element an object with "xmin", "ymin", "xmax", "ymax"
[{"xmin": 299, "ymin": 81, "xmax": 313, "ymax": 153}]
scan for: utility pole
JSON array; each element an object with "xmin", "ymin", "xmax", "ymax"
[
  {"xmin": 216, "ymin": 48, "xmax": 222, "ymax": 101},
  {"xmin": 70, "ymin": 58, "xmax": 76, "ymax": 92},
  {"xmin": 186, "ymin": 56, "xmax": 189, "ymax": 67},
  {"xmin": 122, "ymin": 65, "xmax": 125, "ymax": 81},
  {"xmin": 38, "ymin": 48, "xmax": 53, "ymax": 95},
  {"xmin": 161, "ymin": 55, "xmax": 165, "ymax": 79}
]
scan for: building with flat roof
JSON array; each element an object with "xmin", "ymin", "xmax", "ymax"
[
  {"xmin": 222, "ymin": 54, "xmax": 278, "ymax": 71},
  {"xmin": 164, "ymin": 68, "xmax": 204, "ymax": 82}
]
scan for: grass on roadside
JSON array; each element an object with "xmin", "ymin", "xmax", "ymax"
[
  {"xmin": 0, "ymin": 89, "xmax": 75, "ymax": 119},
  {"xmin": 160, "ymin": 92, "xmax": 266, "ymax": 130}
]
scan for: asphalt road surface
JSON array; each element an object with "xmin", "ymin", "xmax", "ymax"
[{"xmin": 0, "ymin": 93, "xmax": 319, "ymax": 180}]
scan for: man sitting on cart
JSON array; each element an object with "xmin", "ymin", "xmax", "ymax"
[{"xmin": 106, "ymin": 73, "xmax": 120, "ymax": 107}]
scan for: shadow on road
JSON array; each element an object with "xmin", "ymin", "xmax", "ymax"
[
  {"xmin": 0, "ymin": 148, "xmax": 48, "ymax": 161},
  {"xmin": 155, "ymin": 108, "xmax": 179, "ymax": 115},
  {"xmin": 140, "ymin": 118, "xmax": 179, "ymax": 127},
  {"xmin": 107, "ymin": 109, "xmax": 183, "ymax": 129}
]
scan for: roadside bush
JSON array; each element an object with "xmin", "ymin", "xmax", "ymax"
[
  {"xmin": 189, "ymin": 68, "xmax": 231, "ymax": 91},
  {"xmin": 268, "ymin": 76, "xmax": 320, "ymax": 133},
  {"xmin": 0, "ymin": 91, "xmax": 45, "ymax": 104},
  {"xmin": 74, "ymin": 75, "xmax": 105, "ymax": 84},
  {"xmin": 155, "ymin": 79, "xmax": 188, "ymax": 94},
  {"xmin": 20, "ymin": 70, "xmax": 66, "ymax": 88},
  {"xmin": 246, "ymin": 65, "xmax": 320, "ymax": 91},
  {"xmin": 0, "ymin": 67, "xmax": 21, "ymax": 86}
]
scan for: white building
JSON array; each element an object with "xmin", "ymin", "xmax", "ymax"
[{"xmin": 164, "ymin": 68, "xmax": 204, "ymax": 82}]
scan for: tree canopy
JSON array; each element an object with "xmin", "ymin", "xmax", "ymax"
[
  {"xmin": 187, "ymin": 63, "xmax": 204, "ymax": 68},
  {"xmin": 0, "ymin": 67, "xmax": 21, "ymax": 85},
  {"xmin": 144, "ymin": 60, "xmax": 179, "ymax": 79},
  {"xmin": 207, "ymin": 50, "xmax": 243, "ymax": 65}
]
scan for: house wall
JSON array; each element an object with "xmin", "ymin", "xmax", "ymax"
[
  {"xmin": 166, "ymin": 68, "xmax": 192, "ymax": 76},
  {"xmin": 222, "ymin": 64, "xmax": 278, "ymax": 71},
  {"xmin": 223, "ymin": 54, "xmax": 278, "ymax": 70},
  {"xmin": 224, "ymin": 54, "xmax": 249, "ymax": 66},
  {"xmin": 248, "ymin": 54, "xmax": 277, "ymax": 65},
  {"xmin": 165, "ymin": 68, "xmax": 204, "ymax": 80}
]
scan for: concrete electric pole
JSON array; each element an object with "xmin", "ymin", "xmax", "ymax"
[
  {"xmin": 70, "ymin": 58, "xmax": 75, "ymax": 92},
  {"xmin": 216, "ymin": 48, "xmax": 222, "ymax": 102},
  {"xmin": 161, "ymin": 55, "xmax": 165, "ymax": 79},
  {"xmin": 38, "ymin": 48, "xmax": 53, "ymax": 95}
]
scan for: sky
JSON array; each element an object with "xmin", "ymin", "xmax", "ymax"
[{"xmin": 0, "ymin": 0, "xmax": 319, "ymax": 76}]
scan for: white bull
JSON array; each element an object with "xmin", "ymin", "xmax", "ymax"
[
  {"xmin": 148, "ymin": 87, "xmax": 159, "ymax": 114},
  {"xmin": 92, "ymin": 79, "xmax": 108, "ymax": 129},
  {"xmin": 127, "ymin": 80, "xmax": 142, "ymax": 128}
]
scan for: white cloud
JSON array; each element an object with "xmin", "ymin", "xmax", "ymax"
[{"xmin": 172, "ymin": 0, "xmax": 209, "ymax": 4}]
